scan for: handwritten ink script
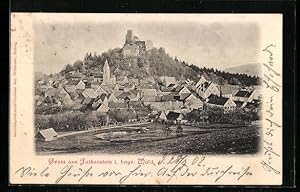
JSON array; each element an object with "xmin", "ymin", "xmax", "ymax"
[
  {"xmin": 261, "ymin": 44, "xmax": 282, "ymax": 175},
  {"xmin": 14, "ymin": 155, "xmax": 253, "ymax": 184}
]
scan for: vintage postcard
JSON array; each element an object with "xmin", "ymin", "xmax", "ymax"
[{"xmin": 10, "ymin": 13, "xmax": 282, "ymax": 185}]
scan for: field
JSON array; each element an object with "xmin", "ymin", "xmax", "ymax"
[{"xmin": 36, "ymin": 123, "xmax": 261, "ymax": 155}]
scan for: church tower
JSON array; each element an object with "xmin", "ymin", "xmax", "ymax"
[{"xmin": 102, "ymin": 59, "xmax": 110, "ymax": 85}]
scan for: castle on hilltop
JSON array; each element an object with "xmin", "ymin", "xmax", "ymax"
[{"xmin": 122, "ymin": 30, "xmax": 153, "ymax": 57}]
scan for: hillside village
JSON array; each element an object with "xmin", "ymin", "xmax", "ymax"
[{"xmin": 35, "ymin": 30, "xmax": 262, "ymax": 131}]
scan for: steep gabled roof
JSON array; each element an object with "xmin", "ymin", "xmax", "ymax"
[
  {"xmin": 65, "ymin": 79, "xmax": 82, "ymax": 85},
  {"xmin": 130, "ymin": 90, "xmax": 140, "ymax": 96},
  {"xmin": 99, "ymin": 93, "xmax": 108, "ymax": 101},
  {"xmin": 168, "ymin": 83, "xmax": 176, "ymax": 88},
  {"xmin": 109, "ymin": 102, "xmax": 128, "ymax": 109},
  {"xmin": 197, "ymin": 81, "xmax": 210, "ymax": 90},
  {"xmin": 180, "ymin": 93, "xmax": 192, "ymax": 101},
  {"xmin": 166, "ymin": 111, "xmax": 182, "ymax": 120},
  {"xmin": 100, "ymin": 85, "xmax": 113, "ymax": 94},
  {"xmin": 207, "ymin": 95, "xmax": 229, "ymax": 106},
  {"xmin": 82, "ymin": 88, "xmax": 97, "ymax": 98},
  {"xmin": 142, "ymin": 88, "xmax": 157, "ymax": 96},
  {"xmin": 235, "ymin": 90, "xmax": 253, "ymax": 97},
  {"xmin": 82, "ymin": 97, "xmax": 95, "ymax": 105},
  {"xmin": 234, "ymin": 100, "xmax": 244, "ymax": 108},
  {"xmin": 38, "ymin": 128, "xmax": 58, "ymax": 140},
  {"xmin": 160, "ymin": 86, "xmax": 173, "ymax": 92},
  {"xmin": 161, "ymin": 92, "xmax": 178, "ymax": 102},
  {"xmin": 117, "ymin": 92, "xmax": 133, "ymax": 99},
  {"xmin": 124, "ymin": 83, "xmax": 134, "ymax": 88}
]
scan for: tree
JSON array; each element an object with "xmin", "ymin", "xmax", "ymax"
[{"xmin": 73, "ymin": 60, "xmax": 83, "ymax": 71}]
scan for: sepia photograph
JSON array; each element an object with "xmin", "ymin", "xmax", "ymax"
[
  {"xmin": 10, "ymin": 13, "xmax": 283, "ymax": 185},
  {"xmin": 33, "ymin": 15, "xmax": 262, "ymax": 155}
]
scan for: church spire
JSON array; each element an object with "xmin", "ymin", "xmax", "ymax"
[{"xmin": 102, "ymin": 59, "xmax": 110, "ymax": 85}]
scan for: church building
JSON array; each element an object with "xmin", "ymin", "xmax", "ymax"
[{"xmin": 102, "ymin": 59, "xmax": 116, "ymax": 85}]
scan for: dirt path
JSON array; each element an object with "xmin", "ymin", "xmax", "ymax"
[{"xmin": 57, "ymin": 122, "xmax": 151, "ymax": 138}]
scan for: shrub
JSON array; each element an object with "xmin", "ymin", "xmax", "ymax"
[{"xmin": 35, "ymin": 111, "xmax": 110, "ymax": 132}]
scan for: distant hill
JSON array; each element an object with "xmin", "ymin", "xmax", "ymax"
[{"xmin": 225, "ymin": 64, "xmax": 261, "ymax": 77}]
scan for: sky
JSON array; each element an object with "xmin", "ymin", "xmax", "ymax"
[{"xmin": 33, "ymin": 14, "xmax": 260, "ymax": 74}]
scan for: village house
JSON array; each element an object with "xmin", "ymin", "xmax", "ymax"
[
  {"xmin": 166, "ymin": 111, "xmax": 187, "ymax": 124},
  {"xmin": 157, "ymin": 111, "xmax": 168, "ymax": 122},
  {"xmin": 113, "ymin": 90, "xmax": 124, "ymax": 98},
  {"xmin": 161, "ymin": 92, "xmax": 179, "ymax": 102},
  {"xmin": 233, "ymin": 89, "xmax": 256, "ymax": 102},
  {"xmin": 106, "ymin": 93, "xmax": 117, "ymax": 103},
  {"xmin": 95, "ymin": 85, "xmax": 113, "ymax": 96},
  {"xmin": 35, "ymin": 128, "xmax": 58, "ymax": 141},
  {"xmin": 159, "ymin": 76, "xmax": 177, "ymax": 86},
  {"xmin": 130, "ymin": 90, "xmax": 141, "ymax": 101},
  {"xmin": 244, "ymin": 99, "xmax": 262, "ymax": 113},
  {"xmin": 144, "ymin": 100, "xmax": 183, "ymax": 111},
  {"xmin": 83, "ymin": 81, "xmax": 92, "ymax": 89},
  {"xmin": 234, "ymin": 100, "xmax": 246, "ymax": 109},
  {"xmin": 108, "ymin": 102, "xmax": 128, "ymax": 110},
  {"xmin": 141, "ymin": 88, "xmax": 157, "ymax": 97},
  {"xmin": 140, "ymin": 88, "xmax": 157, "ymax": 102},
  {"xmin": 65, "ymin": 79, "xmax": 85, "ymax": 92},
  {"xmin": 175, "ymin": 86, "xmax": 191, "ymax": 95},
  {"xmin": 57, "ymin": 88, "xmax": 73, "ymax": 106},
  {"xmin": 123, "ymin": 83, "xmax": 135, "ymax": 92},
  {"xmin": 92, "ymin": 94, "xmax": 109, "ymax": 109},
  {"xmin": 206, "ymin": 95, "xmax": 236, "ymax": 111},
  {"xmin": 194, "ymin": 76, "xmax": 208, "ymax": 88},
  {"xmin": 93, "ymin": 73, "xmax": 103, "ymax": 82},
  {"xmin": 82, "ymin": 97, "xmax": 95, "ymax": 106},
  {"xmin": 196, "ymin": 81, "xmax": 220, "ymax": 99},
  {"xmin": 65, "ymin": 88, "xmax": 83, "ymax": 100},
  {"xmin": 116, "ymin": 76, "xmax": 128, "ymax": 85},
  {"xmin": 44, "ymin": 87, "xmax": 73, "ymax": 106},
  {"xmin": 82, "ymin": 88, "xmax": 98, "ymax": 99},
  {"xmin": 219, "ymin": 84, "xmax": 240, "ymax": 98},
  {"xmin": 116, "ymin": 91, "xmax": 139, "ymax": 103},
  {"xmin": 158, "ymin": 86, "xmax": 173, "ymax": 96},
  {"xmin": 182, "ymin": 93, "xmax": 203, "ymax": 110},
  {"xmin": 96, "ymin": 103, "xmax": 109, "ymax": 113},
  {"xmin": 128, "ymin": 101, "xmax": 144, "ymax": 109},
  {"xmin": 141, "ymin": 96, "xmax": 157, "ymax": 102},
  {"xmin": 91, "ymin": 81, "xmax": 101, "ymax": 89},
  {"xmin": 168, "ymin": 83, "xmax": 177, "ymax": 89},
  {"xmin": 128, "ymin": 78, "xmax": 139, "ymax": 85}
]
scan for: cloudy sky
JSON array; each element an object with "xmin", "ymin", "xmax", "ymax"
[{"xmin": 33, "ymin": 14, "xmax": 260, "ymax": 74}]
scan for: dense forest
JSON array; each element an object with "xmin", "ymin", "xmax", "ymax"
[{"xmin": 59, "ymin": 47, "xmax": 261, "ymax": 86}]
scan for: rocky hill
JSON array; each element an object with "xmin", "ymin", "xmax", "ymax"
[{"xmin": 58, "ymin": 46, "xmax": 260, "ymax": 86}]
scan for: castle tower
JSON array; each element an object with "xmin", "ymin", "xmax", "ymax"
[
  {"xmin": 102, "ymin": 59, "xmax": 110, "ymax": 85},
  {"xmin": 125, "ymin": 30, "xmax": 133, "ymax": 44}
]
